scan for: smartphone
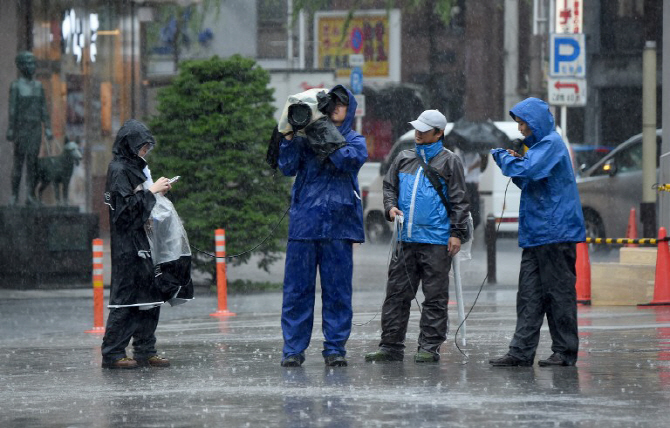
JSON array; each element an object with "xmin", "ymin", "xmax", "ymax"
[{"xmin": 168, "ymin": 176, "xmax": 180, "ymax": 184}]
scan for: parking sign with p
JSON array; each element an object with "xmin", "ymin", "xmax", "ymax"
[{"xmin": 550, "ymin": 33, "xmax": 585, "ymax": 78}]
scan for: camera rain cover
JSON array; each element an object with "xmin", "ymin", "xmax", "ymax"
[
  {"xmin": 278, "ymin": 88, "xmax": 327, "ymax": 135},
  {"xmin": 304, "ymin": 117, "xmax": 346, "ymax": 162}
]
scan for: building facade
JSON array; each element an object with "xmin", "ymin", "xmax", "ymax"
[{"xmin": 0, "ymin": 0, "xmax": 663, "ymax": 217}]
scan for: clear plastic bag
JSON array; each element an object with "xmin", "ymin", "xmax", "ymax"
[
  {"xmin": 146, "ymin": 193, "xmax": 191, "ymax": 266},
  {"xmin": 458, "ymin": 213, "xmax": 474, "ymax": 261}
]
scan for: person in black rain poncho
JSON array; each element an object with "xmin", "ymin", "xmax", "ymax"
[{"xmin": 101, "ymin": 120, "xmax": 193, "ymax": 369}]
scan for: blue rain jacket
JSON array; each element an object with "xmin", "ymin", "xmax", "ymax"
[
  {"xmin": 383, "ymin": 140, "xmax": 469, "ymax": 245},
  {"xmin": 278, "ymin": 86, "xmax": 367, "ymax": 242},
  {"xmin": 491, "ymin": 97, "xmax": 585, "ymax": 248}
]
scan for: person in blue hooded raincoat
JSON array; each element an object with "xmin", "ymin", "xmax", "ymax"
[
  {"xmin": 488, "ymin": 97, "xmax": 585, "ymax": 367},
  {"xmin": 365, "ymin": 109, "xmax": 469, "ymax": 363},
  {"xmin": 277, "ymin": 85, "xmax": 367, "ymax": 367}
]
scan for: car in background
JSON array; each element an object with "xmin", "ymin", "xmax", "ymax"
[
  {"xmin": 358, "ymin": 161, "xmax": 380, "ymax": 210},
  {"xmin": 572, "ymin": 144, "xmax": 615, "ymax": 176},
  {"xmin": 577, "ymin": 129, "xmax": 663, "ymax": 245},
  {"xmin": 362, "ymin": 122, "xmax": 541, "ymax": 244}
]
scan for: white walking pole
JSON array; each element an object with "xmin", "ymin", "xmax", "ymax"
[{"xmin": 453, "ymin": 254, "xmax": 466, "ymax": 346}]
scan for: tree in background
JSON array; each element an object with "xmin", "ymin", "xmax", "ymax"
[{"xmin": 149, "ymin": 55, "xmax": 291, "ymax": 280}]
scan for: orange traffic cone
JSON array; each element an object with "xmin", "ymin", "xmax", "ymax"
[
  {"xmin": 575, "ymin": 242, "xmax": 591, "ymax": 305},
  {"xmin": 625, "ymin": 207, "xmax": 638, "ymax": 247},
  {"xmin": 639, "ymin": 227, "xmax": 670, "ymax": 306}
]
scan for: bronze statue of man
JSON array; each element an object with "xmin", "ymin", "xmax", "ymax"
[{"xmin": 6, "ymin": 51, "xmax": 53, "ymax": 205}]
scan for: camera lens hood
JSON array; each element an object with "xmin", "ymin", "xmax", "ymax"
[{"xmin": 287, "ymin": 102, "xmax": 312, "ymax": 130}]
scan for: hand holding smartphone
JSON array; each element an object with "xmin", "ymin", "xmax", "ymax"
[{"xmin": 168, "ymin": 176, "xmax": 180, "ymax": 184}]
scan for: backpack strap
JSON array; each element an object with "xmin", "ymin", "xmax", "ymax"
[{"xmin": 416, "ymin": 155, "xmax": 451, "ymax": 214}]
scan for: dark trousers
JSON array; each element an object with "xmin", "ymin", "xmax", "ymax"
[
  {"xmin": 508, "ymin": 243, "xmax": 579, "ymax": 364},
  {"xmin": 12, "ymin": 138, "xmax": 41, "ymax": 198},
  {"xmin": 101, "ymin": 306, "xmax": 161, "ymax": 363},
  {"xmin": 379, "ymin": 242, "xmax": 451, "ymax": 355},
  {"xmin": 281, "ymin": 240, "xmax": 353, "ymax": 359}
]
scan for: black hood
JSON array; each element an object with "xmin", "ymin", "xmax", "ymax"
[
  {"xmin": 113, "ymin": 119, "xmax": 156, "ymax": 160},
  {"xmin": 106, "ymin": 120, "xmax": 156, "ymax": 197}
]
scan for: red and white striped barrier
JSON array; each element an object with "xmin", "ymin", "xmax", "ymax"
[{"xmin": 210, "ymin": 229, "xmax": 236, "ymax": 317}]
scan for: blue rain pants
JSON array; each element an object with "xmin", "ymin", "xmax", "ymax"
[{"xmin": 281, "ymin": 240, "xmax": 353, "ymax": 359}]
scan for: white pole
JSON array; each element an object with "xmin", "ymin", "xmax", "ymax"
[
  {"xmin": 298, "ymin": 9, "xmax": 306, "ymax": 69},
  {"xmin": 561, "ymin": 105, "xmax": 567, "ymax": 138},
  {"xmin": 661, "ymin": 0, "xmax": 670, "ymax": 229},
  {"xmin": 642, "ymin": 41, "xmax": 657, "ymax": 205},
  {"xmin": 453, "ymin": 255, "xmax": 466, "ymax": 347},
  {"xmin": 287, "ymin": 0, "xmax": 293, "ymax": 69}
]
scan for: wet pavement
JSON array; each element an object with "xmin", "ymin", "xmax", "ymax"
[{"xmin": 2, "ymin": 239, "xmax": 670, "ymax": 427}]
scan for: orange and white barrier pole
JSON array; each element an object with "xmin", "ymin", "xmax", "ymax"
[
  {"xmin": 210, "ymin": 229, "xmax": 236, "ymax": 317},
  {"xmin": 85, "ymin": 238, "xmax": 105, "ymax": 334}
]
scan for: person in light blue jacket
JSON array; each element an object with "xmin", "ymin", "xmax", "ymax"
[
  {"xmin": 489, "ymin": 97, "xmax": 586, "ymax": 367},
  {"xmin": 277, "ymin": 85, "xmax": 367, "ymax": 368},
  {"xmin": 365, "ymin": 109, "xmax": 469, "ymax": 363}
]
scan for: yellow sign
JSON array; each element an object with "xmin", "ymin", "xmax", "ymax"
[{"xmin": 316, "ymin": 13, "xmax": 390, "ymax": 78}]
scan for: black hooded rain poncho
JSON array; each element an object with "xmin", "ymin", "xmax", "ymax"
[{"xmin": 104, "ymin": 119, "xmax": 188, "ymax": 308}]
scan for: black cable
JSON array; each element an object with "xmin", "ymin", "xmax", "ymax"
[
  {"xmin": 190, "ymin": 206, "xmax": 290, "ymax": 260},
  {"xmin": 353, "ymin": 216, "xmax": 418, "ymax": 326},
  {"xmin": 453, "ymin": 177, "xmax": 512, "ymax": 360}
]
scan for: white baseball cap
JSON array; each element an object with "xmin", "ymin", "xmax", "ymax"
[{"xmin": 409, "ymin": 109, "xmax": 447, "ymax": 132}]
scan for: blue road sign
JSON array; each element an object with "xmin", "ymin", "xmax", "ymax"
[
  {"xmin": 350, "ymin": 66, "xmax": 363, "ymax": 95},
  {"xmin": 549, "ymin": 33, "xmax": 585, "ymax": 78}
]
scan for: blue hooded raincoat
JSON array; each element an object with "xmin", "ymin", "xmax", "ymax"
[
  {"xmin": 277, "ymin": 86, "xmax": 367, "ymax": 360},
  {"xmin": 491, "ymin": 97, "xmax": 585, "ymax": 248},
  {"xmin": 278, "ymin": 87, "xmax": 367, "ymax": 241}
]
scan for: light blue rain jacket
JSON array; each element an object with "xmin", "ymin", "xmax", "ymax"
[
  {"xmin": 491, "ymin": 97, "xmax": 585, "ymax": 248},
  {"xmin": 383, "ymin": 140, "xmax": 469, "ymax": 245}
]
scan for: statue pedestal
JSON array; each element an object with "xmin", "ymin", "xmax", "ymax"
[{"xmin": 0, "ymin": 206, "xmax": 99, "ymax": 288}]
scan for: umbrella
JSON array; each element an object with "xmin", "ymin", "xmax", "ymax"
[{"xmin": 445, "ymin": 119, "xmax": 512, "ymax": 152}]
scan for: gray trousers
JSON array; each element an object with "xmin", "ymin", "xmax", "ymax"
[
  {"xmin": 508, "ymin": 243, "xmax": 579, "ymax": 364},
  {"xmin": 379, "ymin": 242, "xmax": 452, "ymax": 355},
  {"xmin": 12, "ymin": 137, "xmax": 41, "ymax": 198}
]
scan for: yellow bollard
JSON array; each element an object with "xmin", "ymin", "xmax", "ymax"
[{"xmin": 85, "ymin": 238, "xmax": 106, "ymax": 334}]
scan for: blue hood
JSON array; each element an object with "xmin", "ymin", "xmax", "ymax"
[
  {"xmin": 331, "ymin": 85, "xmax": 358, "ymax": 135},
  {"xmin": 509, "ymin": 97, "xmax": 555, "ymax": 148},
  {"xmin": 415, "ymin": 140, "xmax": 444, "ymax": 163}
]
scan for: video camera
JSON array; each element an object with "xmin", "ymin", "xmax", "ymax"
[
  {"xmin": 315, "ymin": 86, "xmax": 349, "ymax": 117},
  {"xmin": 279, "ymin": 86, "xmax": 351, "ymax": 133},
  {"xmin": 276, "ymin": 87, "xmax": 348, "ymax": 162}
]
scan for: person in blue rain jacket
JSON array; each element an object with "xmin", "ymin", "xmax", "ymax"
[
  {"xmin": 488, "ymin": 97, "xmax": 586, "ymax": 367},
  {"xmin": 365, "ymin": 109, "xmax": 469, "ymax": 363},
  {"xmin": 277, "ymin": 85, "xmax": 367, "ymax": 367}
]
